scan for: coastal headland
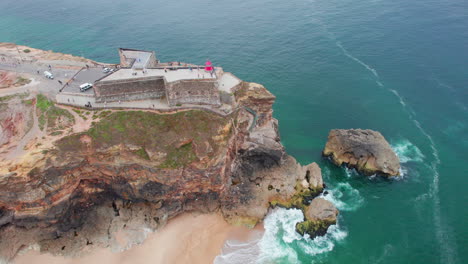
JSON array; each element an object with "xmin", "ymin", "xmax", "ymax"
[{"xmin": 0, "ymin": 43, "xmax": 337, "ymax": 263}]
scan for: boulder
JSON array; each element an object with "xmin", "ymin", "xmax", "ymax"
[
  {"xmin": 323, "ymin": 129, "xmax": 400, "ymax": 177},
  {"xmin": 296, "ymin": 197, "xmax": 338, "ymax": 237},
  {"xmin": 302, "ymin": 162, "xmax": 323, "ymax": 191}
]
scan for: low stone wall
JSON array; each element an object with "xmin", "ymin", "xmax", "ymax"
[
  {"xmin": 166, "ymin": 79, "xmax": 220, "ymax": 106},
  {"xmin": 56, "ymin": 92, "xmax": 96, "ymax": 107},
  {"xmin": 94, "ymin": 76, "xmax": 166, "ymax": 103}
]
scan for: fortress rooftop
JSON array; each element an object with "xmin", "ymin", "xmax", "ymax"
[
  {"xmin": 99, "ymin": 67, "xmax": 219, "ymax": 83},
  {"xmin": 118, "ymin": 48, "xmax": 157, "ymax": 69}
]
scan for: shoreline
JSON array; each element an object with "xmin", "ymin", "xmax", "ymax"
[{"xmin": 13, "ymin": 212, "xmax": 263, "ymax": 264}]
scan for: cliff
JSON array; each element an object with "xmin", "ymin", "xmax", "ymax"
[{"xmin": 0, "ymin": 52, "xmax": 335, "ymax": 261}]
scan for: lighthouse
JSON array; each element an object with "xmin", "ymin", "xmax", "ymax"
[{"xmin": 204, "ymin": 60, "xmax": 213, "ymax": 72}]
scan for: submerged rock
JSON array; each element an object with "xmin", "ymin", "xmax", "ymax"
[
  {"xmin": 323, "ymin": 129, "xmax": 400, "ymax": 177},
  {"xmin": 296, "ymin": 197, "xmax": 338, "ymax": 237}
]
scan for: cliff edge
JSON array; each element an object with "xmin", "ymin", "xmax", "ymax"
[{"xmin": 0, "ymin": 47, "xmax": 336, "ymax": 261}]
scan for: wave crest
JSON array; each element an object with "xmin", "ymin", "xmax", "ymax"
[{"xmin": 391, "ymin": 139, "xmax": 425, "ymax": 163}]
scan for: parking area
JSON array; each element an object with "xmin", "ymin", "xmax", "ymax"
[{"xmin": 61, "ymin": 67, "xmax": 109, "ymax": 94}]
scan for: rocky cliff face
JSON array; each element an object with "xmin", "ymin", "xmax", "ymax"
[
  {"xmin": 323, "ymin": 129, "xmax": 400, "ymax": 176},
  {"xmin": 0, "ymin": 82, "xmax": 334, "ymax": 261}
]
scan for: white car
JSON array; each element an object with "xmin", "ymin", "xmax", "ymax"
[
  {"xmin": 103, "ymin": 67, "xmax": 111, "ymax": 73},
  {"xmin": 44, "ymin": 71, "xmax": 54, "ymax": 79},
  {"xmin": 79, "ymin": 83, "xmax": 93, "ymax": 92}
]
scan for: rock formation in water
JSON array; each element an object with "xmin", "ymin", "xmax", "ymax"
[
  {"xmin": 0, "ymin": 60, "xmax": 337, "ymax": 261},
  {"xmin": 323, "ymin": 129, "xmax": 400, "ymax": 176},
  {"xmin": 296, "ymin": 197, "xmax": 338, "ymax": 237}
]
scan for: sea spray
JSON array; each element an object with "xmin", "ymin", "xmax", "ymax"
[
  {"xmin": 257, "ymin": 208, "xmax": 303, "ymax": 263},
  {"xmin": 320, "ymin": 182, "xmax": 364, "ymax": 212},
  {"xmin": 344, "ymin": 167, "xmax": 358, "ymax": 178},
  {"xmin": 214, "ymin": 234, "xmax": 262, "ymax": 264},
  {"xmin": 391, "ymin": 139, "xmax": 425, "ymax": 164},
  {"xmin": 390, "ymin": 138, "xmax": 425, "ymax": 178},
  {"xmin": 257, "ymin": 208, "xmax": 347, "ymax": 264}
]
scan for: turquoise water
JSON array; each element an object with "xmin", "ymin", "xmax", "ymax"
[{"xmin": 1, "ymin": 0, "xmax": 466, "ymax": 263}]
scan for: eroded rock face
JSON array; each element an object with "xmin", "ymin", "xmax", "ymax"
[
  {"xmin": 0, "ymin": 81, "xmax": 334, "ymax": 261},
  {"xmin": 296, "ymin": 198, "xmax": 338, "ymax": 237},
  {"xmin": 323, "ymin": 129, "xmax": 400, "ymax": 177}
]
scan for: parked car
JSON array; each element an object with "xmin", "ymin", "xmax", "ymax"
[
  {"xmin": 79, "ymin": 83, "xmax": 93, "ymax": 92},
  {"xmin": 103, "ymin": 67, "xmax": 111, "ymax": 73},
  {"xmin": 43, "ymin": 71, "xmax": 54, "ymax": 79}
]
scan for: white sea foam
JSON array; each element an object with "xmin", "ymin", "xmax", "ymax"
[
  {"xmin": 298, "ymin": 224, "xmax": 347, "ymax": 256},
  {"xmin": 344, "ymin": 167, "xmax": 358, "ymax": 177},
  {"xmin": 335, "ymin": 41, "xmax": 380, "ymax": 79},
  {"xmin": 257, "ymin": 208, "xmax": 303, "ymax": 263},
  {"xmin": 321, "ymin": 182, "xmax": 364, "ymax": 212},
  {"xmin": 214, "ymin": 234, "xmax": 262, "ymax": 264},
  {"xmin": 257, "ymin": 208, "xmax": 347, "ymax": 264},
  {"xmin": 391, "ymin": 139, "xmax": 425, "ymax": 163}
]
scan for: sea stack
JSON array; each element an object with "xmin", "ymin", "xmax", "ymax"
[
  {"xmin": 323, "ymin": 129, "xmax": 400, "ymax": 177},
  {"xmin": 296, "ymin": 197, "xmax": 338, "ymax": 237}
]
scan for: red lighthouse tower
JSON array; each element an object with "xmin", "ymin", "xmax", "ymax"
[{"xmin": 204, "ymin": 60, "xmax": 213, "ymax": 72}]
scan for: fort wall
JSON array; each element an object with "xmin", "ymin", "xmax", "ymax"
[
  {"xmin": 166, "ymin": 79, "xmax": 220, "ymax": 106},
  {"xmin": 94, "ymin": 76, "xmax": 166, "ymax": 103}
]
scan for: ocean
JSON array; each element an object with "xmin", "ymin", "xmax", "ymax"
[{"xmin": 1, "ymin": 0, "xmax": 466, "ymax": 263}]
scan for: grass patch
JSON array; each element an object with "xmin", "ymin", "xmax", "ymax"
[
  {"xmin": 36, "ymin": 94, "xmax": 53, "ymax": 112},
  {"xmin": 14, "ymin": 76, "xmax": 31, "ymax": 86},
  {"xmin": 38, "ymin": 115, "xmax": 46, "ymax": 131},
  {"xmin": 134, "ymin": 147, "xmax": 150, "ymax": 160},
  {"xmin": 56, "ymin": 110, "xmax": 229, "ymax": 168},
  {"xmin": 50, "ymin": 131, "xmax": 63, "ymax": 136},
  {"xmin": 23, "ymin": 49, "xmax": 31, "ymax": 53},
  {"xmin": 36, "ymin": 94, "xmax": 74, "ymax": 131},
  {"xmin": 98, "ymin": 110, "xmax": 112, "ymax": 119},
  {"xmin": 159, "ymin": 142, "xmax": 197, "ymax": 168},
  {"xmin": 0, "ymin": 93, "xmax": 28, "ymax": 102},
  {"xmin": 47, "ymin": 106, "xmax": 75, "ymax": 130},
  {"xmin": 22, "ymin": 99, "xmax": 34, "ymax": 105}
]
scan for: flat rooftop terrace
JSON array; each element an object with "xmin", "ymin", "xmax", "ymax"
[
  {"xmin": 100, "ymin": 68, "xmax": 219, "ymax": 83},
  {"xmin": 121, "ymin": 49, "xmax": 153, "ymax": 69}
]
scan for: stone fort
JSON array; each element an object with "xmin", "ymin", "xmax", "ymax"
[{"xmin": 92, "ymin": 48, "xmax": 239, "ymax": 107}]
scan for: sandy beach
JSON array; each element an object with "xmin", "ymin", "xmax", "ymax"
[{"xmin": 13, "ymin": 212, "xmax": 262, "ymax": 264}]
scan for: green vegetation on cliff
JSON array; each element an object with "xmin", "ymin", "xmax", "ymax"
[
  {"xmin": 296, "ymin": 219, "xmax": 335, "ymax": 237},
  {"xmin": 269, "ymin": 181, "xmax": 322, "ymax": 211},
  {"xmin": 36, "ymin": 94, "xmax": 74, "ymax": 132},
  {"xmin": 57, "ymin": 110, "xmax": 230, "ymax": 168}
]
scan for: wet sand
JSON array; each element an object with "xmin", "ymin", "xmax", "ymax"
[{"xmin": 14, "ymin": 213, "xmax": 263, "ymax": 264}]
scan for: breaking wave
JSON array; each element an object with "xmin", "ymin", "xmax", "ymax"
[
  {"xmin": 214, "ymin": 233, "xmax": 262, "ymax": 264},
  {"xmin": 391, "ymin": 139, "xmax": 425, "ymax": 163},
  {"xmin": 257, "ymin": 208, "xmax": 347, "ymax": 264},
  {"xmin": 320, "ymin": 182, "xmax": 364, "ymax": 212}
]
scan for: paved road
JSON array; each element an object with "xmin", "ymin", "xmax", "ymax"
[
  {"xmin": 0, "ymin": 59, "xmax": 110, "ymax": 98},
  {"xmin": 0, "ymin": 59, "xmax": 79, "ymax": 98},
  {"xmin": 61, "ymin": 67, "xmax": 108, "ymax": 94}
]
